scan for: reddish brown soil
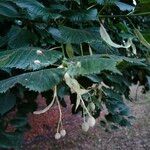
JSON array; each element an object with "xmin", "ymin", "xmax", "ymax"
[{"xmin": 24, "ymin": 95, "xmax": 83, "ymax": 143}]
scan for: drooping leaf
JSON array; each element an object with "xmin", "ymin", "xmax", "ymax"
[
  {"xmin": 110, "ymin": 55, "xmax": 146, "ymax": 67},
  {"xmin": 0, "ymin": 68, "xmax": 65, "ymax": 93},
  {"xmin": 62, "ymin": 9, "xmax": 98, "ymax": 22},
  {"xmin": 67, "ymin": 55, "xmax": 121, "ymax": 76},
  {"xmin": 105, "ymin": 97, "xmax": 130, "ymax": 116},
  {"xmin": 0, "ymin": 93, "xmax": 16, "ymax": 116},
  {"xmin": 67, "ymin": 54, "xmax": 146, "ymax": 77},
  {"xmin": 7, "ymin": 26, "xmax": 38, "ymax": 49},
  {"xmin": 0, "ymin": 47, "xmax": 62, "ymax": 70},
  {"xmin": 49, "ymin": 26, "xmax": 101, "ymax": 44},
  {"xmin": 59, "ymin": 26, "xmax": 100, "ymax": 44},
  {"xmin": 90, "ymin": 41, "xmax": 119, "ymax": 54}
]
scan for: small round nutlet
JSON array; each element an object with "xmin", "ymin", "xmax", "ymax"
[
  {"xmin": 15, "ymin": 20, "xmax": 22, "ymax": 26},
  {"xmin": 76, "ymin": 61, "xmax": 81, "ymax": 67},
  {"xmin": 54, "ymin": 132, "xmax": 61, "ymax": 140},
  {"xmin": 87, "ymin": 116, "xmax": 96, "ymax": 127},
  {"xmin": 89, "ymin": 102, "xmax": 95, "ymax": 111},
  {"xmin": 82, "ymin": 122, "xmax": 89, "ymax": 132},
  {"xmin": 34, "ymin": 60, "xmax": 41, "ymax": 65},
  {"xmin": 36, "ymin": 50, "xmax": 43, "ymax": 55},
  {"xmin": 60, "ymin": 129, "xmax": 66, "ymax": 137}
]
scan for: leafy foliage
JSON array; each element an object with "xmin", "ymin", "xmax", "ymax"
[
  {"xmin": 0, "ymin": 0, "xmax": 149, "ymax": 148},
  {"xmin": 0, "ymin": 92, "xmax": 16, "ymax": 116},
  {"xmin": 0, "ymin": 47, "xmax": 62, "ymax": 70},
  {"xmin": 0, "ymin": 68, "xmax": 64, "ymax": 93}
]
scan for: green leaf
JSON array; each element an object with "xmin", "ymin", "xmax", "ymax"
[
  {"xmin": 10, "ymin": 117, "xmax": 27, "ymax": 128},
  {"xmin": 67, "ymin": 54, "xmax": 146, "ymax": 77},
  {"xmin": 0, "ymin": 36, "xmax": 7, "ymax": 47},
  {"xmin": 48, "ymin": 27, "xmax": 65, "ymax": 43},
  {"xmin": 90, "ymin": 41, "xmax": 119, "ymax": 54},
  {"xmin": 67, "ymin": 55, "xmax": 121, "ymax": 76},
  {"xmin": 0, "ymin": 68, "xmax": 65, "ymax": 93},
  {"xmin": 0, "ymin": 93, "xmax": 16, "ymax": 116},
  {"xmin": 134, "ymin": 1, "xmax": 150, "ymax": 13},
  {"xmin": 105, "ymin": 98, "xmax": 130, "ymax": 116},
  {"xmin": 142, "ymin": 30, "xmax": 150, "ymax": 43},
  {"xmin": 115, "ymin": 2, "xmax": 134, "ymax": 11},
  {"xmin": 58, "ymin": 26, "xmax": 100, "ymax": 44},
  {"xmin": 0, "ymin": 131, "xmax": 23, "ymax": 149},
  {"xmin": 96, "ymin": 0, "xmax": 118, "ymax": 5},
  {"xmin": 119, "ymin": 118, "xmax": 131, "ymax": 126},
  {"xmin": 111, "ymin": 55, "xmax": 147, "ymax": 67},
  {"xmin": 57, "ymin": 82, "xmax": 70, "ymax": 98},
  {"xmin": 0, "ymin": 1, "xmax": 19, "ymax": 18},
  {"xmin": 139, "ymin": 0, "xmax": 149, "ymax": 3},
  {"xmin": 0, "ymin": 47, "xmax": 62, "ymax": 70},
  {"xmin": 7, "ymin": 26, "xmax": 38, "ymax": 49},
  {"xmin": 102, "ymin": 87, "xmax": 122, "ymax": 100},
  {"xmin": 62, "ymin": 9, "xmax": 98, "ymax": 22},
  {"xmin": 11, "ymin": 0, "xmax": 60, "ymax": 20},
  {"xmin": 105, "ymin": 113, "xmax": 122, "ymax": 124},
  {"xmin": 106, "ymin": 74, "xmax": 130, "ymax": 87}
]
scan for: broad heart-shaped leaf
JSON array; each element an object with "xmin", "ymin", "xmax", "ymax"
[
  {"xmin": 115, "ymin": 2, "xmax": 134, "ymax": 11},
  {"xmin": 0, "ymin": 93, "xmax": 16, "ymax": 116},
  {"xmin": 7, "ymin": 26, "xmax": 38, "ymax": 49},
  {"xmin": 67, "ymin": 55, "xmax": 121, "ymax": 76},
  {"xmin": 62, "ymin": 9, "xmax": 98, "ymax": 22},
  {"xmin": 0, "ymin": 131, "xmax": 23, "ymax": 149},
  {"xmin": 49, "ymin": 26, "xmax": 101, "ymax": 44},
  {"xmin": 110, "ymin": 55, "xmax": 147, "ymax": 66},
  {"xmin": 0, "ymin": 1, "xmax": 19, "ymax": 18},
  {"xmin": 105, "ymin": 97, "xmax": 130, "ymax": 116},
  {"xmin": 90, "ymin": 41, "xmax": 119, "ymax": 54},
  {"xmin": 0, "ymin": 47, "xmax": 62, "ymax": 70},
  {"xmin": 0, "ymin": 68, "xmax": 65, "ymax": 93},
  {"xmin": 67, "ymin": 54, "xmax": 146, "ymax": 77},
  {"xmin": 8, "ymin": 0, "xmax": 60, "ymax": 21}
]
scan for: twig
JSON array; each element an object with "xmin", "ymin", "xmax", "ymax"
[{"xmin": 56, "ymin": 95, "xmax": 63, "ymax": 132}]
